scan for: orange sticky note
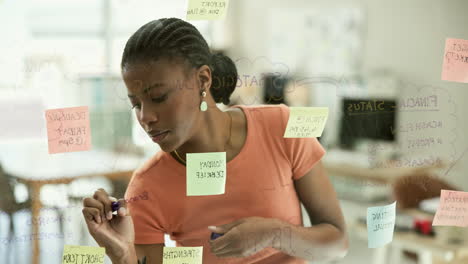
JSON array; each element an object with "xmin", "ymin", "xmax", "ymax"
[
  {"xmin": 441, "ymin": 38, "xmax": 468, "ymax": 83},
  {"xmin": 45, "ymin": 106, "xmax": 92, "ymax": 154},
  {"xmin": 432, "ymin": 190, "xmax": 468, "ymax": 227}
]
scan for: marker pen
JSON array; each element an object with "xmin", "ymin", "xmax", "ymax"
[
  {"xmin": 111, "ymin": 201, "xmax": 120, "ymax": 214},
  {"xmin": 210, "ymin": 232, "xmax": 224, "ymax": 240}
]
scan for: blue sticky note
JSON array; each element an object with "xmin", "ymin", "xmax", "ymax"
[{"xmin": 367, "ymin": 201, "xmax": 396, "ymax": 248}]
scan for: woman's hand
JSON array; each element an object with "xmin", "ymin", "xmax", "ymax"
[
  {"xmin": 208, "ymin": 216, "xmax": 278, "ymax": 258},
  {"xmin": 82, "ymin": 188, "xmax": 137, "ymax": 263}
]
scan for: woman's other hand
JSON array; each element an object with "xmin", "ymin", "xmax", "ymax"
[{"xmin": 208, "ymin": 216, "xmax": 278, "ymax": 258}]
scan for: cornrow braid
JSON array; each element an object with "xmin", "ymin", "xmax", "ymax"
[{"xmin": 121, "ymin": 18, "xmax": 237, "ymax": 105}]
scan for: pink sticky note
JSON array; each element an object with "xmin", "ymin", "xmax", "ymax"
[
  {"xmin": 432, "ymin": 190, "xmax": 468, "ymax": 227},
  {"xmin": 45, "ymin": 106, "xmax": 92, "ymax": 154},
  {"xmin": 441, "ymin": 38, "xmax": 468, "ymax": 83}
]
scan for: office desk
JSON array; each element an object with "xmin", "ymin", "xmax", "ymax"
[
  {"xmin": 323, "ymin": 160, "xmax": 445, "ymax": 184},
  {"xmin": 352, "ymin": 221, "xmax": 468, "ymax": 264},
  {"xmin": 323, "ymin": 156, "xmax": 464, "ymax": 263},
  {"xmin": 338, "ymin": 197, "xmax": 468, "ymax": 264},
  {"xmin": 0, "ymin": 148, "xmax": 143, "ymax": 264}
]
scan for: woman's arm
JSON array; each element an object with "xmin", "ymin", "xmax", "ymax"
[
  {"xmin": 108, "ymin": 243, "xmax": 138, "ymax": 264},
  {"xmin": 268, "ymin": 160, "xmax": 349, "ymax": 262},
  {"xmin": 134, "ymin": 244, "xmax": 164, "ymax": 264},
  {"xmin": 110, "ymin": 243, "xmax": 164, "ymax": 264},
  {"xmin": 209, "ymin": 160, "xmax": 348, "ymax": 261},
  {"xmin": 82, "ymin": 188, "xmax": 165, "ymax": 264}
]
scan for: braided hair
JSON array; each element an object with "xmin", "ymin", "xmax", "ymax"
[{"xmin": 121, "ymin": 18, "xmax": 237, "ymax": 105}]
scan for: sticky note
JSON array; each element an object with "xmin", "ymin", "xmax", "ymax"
[
  {"xmin": 186, "ymin": 152, "xmax": 226, "ymax": 196},
  {"xmin": 432, "ymin": 190, "xmax": 468, "ymax": 227},
  {"xmin": 45, "ymin": 106, "xmax": 92, "ymax": 154},
  {"xmin": 367, "ymin": 201, "xmax": 396, "ymax": 248},
  {"xmin": 163, "ymin": 246, "xmax": 203, "ymax": 264},
  {"xmin": 186, "ymin": 0, "xmax": 229, "ymax": 20},
  {"xmin": 441, "ymin": 38, "xmax": 468, "ymax": 83},
  {"xmin": 284, "ymin": 107, "xmax": 329, "ymax": 138},
  {"xmin": 62, "ymin": 245, "xmax": 105, "ymax": 264}
]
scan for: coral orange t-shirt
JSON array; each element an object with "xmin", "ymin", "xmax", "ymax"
[{"xmin": 125, "ymin": 104, "xmax": 326, "ymax": 264}]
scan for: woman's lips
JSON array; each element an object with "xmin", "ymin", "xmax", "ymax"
[{"xmin": 151, "ymin": 131, "xmax": 169, "ymax": 143}]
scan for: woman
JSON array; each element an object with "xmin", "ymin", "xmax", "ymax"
[{"xmin": 82, "ymin": 18, "xmax": 348, "ymax": 264}]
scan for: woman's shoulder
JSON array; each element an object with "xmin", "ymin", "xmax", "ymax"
[
  {"xmin": 231, "ymin": 103, "xmax": 288, "ymax": 112},
  {"xmin": 135, "ymin": 151, "xmax": 166, "ymax": 175},
  {"xmin": 230, "ymin": 104, "xmax": 290, "ymax": 155},
  {"xmin": 231, "ymin": 103, "xmax": 289, "ymax": 122},
  {"xmin": 126, "ymin": 151, "xmax": 166, "ymax": 193}
]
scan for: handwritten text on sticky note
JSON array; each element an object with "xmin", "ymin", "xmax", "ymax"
[
  {"xmin": 284, "ymin": 107, "xmax": 328, "ymax": 138},
  {"xmin": 163, "ymin": 246, "xmax": 203, "ymax": 264},
  {"xmin": 441, "ymin": 38, "xmax": 468, "ymax": 83},
  {"xmin": 45, "ymin": 106, "xmax": 91, "ymax": 154},
  {"xmin": 186, "ymin": 0, "xmax": 229, "ymax": 20},
  {"xmin": 367, "ymin": 201, "xmax": 396, "ymax": 248},
  {"xmin": 187, "ymin": 152, "xmax": 226, "ymax": 196},
  {"xmin": 433, "ymin": 190, "xmax": 468, "ymax": 227},
  {"xmin": 62, "ymin": 245, "xmax": 105, "ymax": 264}
]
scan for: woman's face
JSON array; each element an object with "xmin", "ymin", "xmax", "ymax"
[{"xmin": 122, "ymin": 58, "xmax": 204, "ymax": 152}]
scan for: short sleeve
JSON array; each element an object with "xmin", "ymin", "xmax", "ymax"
[
  {"xmin": 125, "ymin": 172, "xmax": 165, "ymax": 244},
  {"xmin": 279, "ymin": 104, "xmax": 326, "ymax": 180}
]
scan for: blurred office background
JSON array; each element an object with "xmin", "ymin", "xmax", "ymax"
[{"xmin": 1, "ymin": 0, "xmax": 468, "ymax": 263}]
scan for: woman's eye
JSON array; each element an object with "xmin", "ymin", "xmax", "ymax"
[
  {"xmin": 131, "ymin": 104, "xmax": 141, "ymax": 110},
  {"xmin": 152, "ymin": 94, "xmax": 168, "ymax": 103}
]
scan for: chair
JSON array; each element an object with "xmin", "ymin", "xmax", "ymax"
[
  {"xmin": 0, "ymin": 164, "xmax": 31, "ymax": 263},
  {"xmin": 392, "ymin": 171, "xmax": 458, "ymax": 210},
  {"xmin": 0, "ymin": 164, "xmax": 66, "ymax": 263},
  {"xmin": 391, "ymin": 171, "xmax": 458, "ymax": 263}
]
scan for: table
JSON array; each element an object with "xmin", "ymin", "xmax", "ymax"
[
  {"xmin": 323, "ymin": 152, "xmax": 464, "ymax": 263},
  {"xmin": 352, "ymin": 221, "xmax": 468, "ymax": 264},
  {"xmin": 323, "ymin": 159, "xmax": 446, "ymax": 185},
  {"xmin": 0, "ymin": 146, "xmax": 144, "ymax": 264},
  {"xmin": 338, "ymin": 197, "xmax": 468, "ymax": 264}
]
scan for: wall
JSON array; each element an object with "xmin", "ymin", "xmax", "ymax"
[{"xmin": 226, "ymin": 0, "xmax": 468, "ymax": 189}]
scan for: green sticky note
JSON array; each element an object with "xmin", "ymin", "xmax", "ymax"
[
  {"xmin": 62, "ymin": 245, "xmax": 105, "ymax": 264},
  {"xmin": 186, "ymin": 0, "xmax": 229, "ymax": 21},
  {"xmin": 284, "ymin": 107, "xmax": 329, "ymax": 138},
  {"xmin": 187, "ymin": 152, "xmax": 226, "ymax": 196},
  {"xmin": 163, "ymin": 246, "xmax": 203, "ymax": 264}
]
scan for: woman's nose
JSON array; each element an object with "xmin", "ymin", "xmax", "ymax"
[{"xmin": 139, "ymin": 105, "xmax": 158, "ymax": 127}]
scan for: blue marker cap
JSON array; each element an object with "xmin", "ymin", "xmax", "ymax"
[
  {"xmin": 210, "ymin": 232, "xmax": 224, "ymax": 240},
  {"xmin": 111, "ymin": 201, "xmax": 120, "ymax": 212}
]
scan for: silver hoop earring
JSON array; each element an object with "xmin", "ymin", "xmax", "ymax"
[{"xmin": 200, "ymin": 91, "xmax": 208, "ymax": 111}]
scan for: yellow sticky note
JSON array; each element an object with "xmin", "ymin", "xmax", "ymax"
[
  {"xmin": 45, "ymin": 106, "xmax": 92, "ymax": 154},
  {"xmin": 284, "ymin": 107, "xmax": 329, "ymax": 138},
  {"xmin": 186, "ymin": 152, "xmax": 226, "ymax": 196},
  {"xmin": 163, "ymin": 246, "xmax": 203, "ymax": 264},
  {"xmin": 186, "ymin": 0, "xmax": 229, "ymax": 20},
  {"xmin": 62, "ymin": 245, "xmax": 105, "ymax": 264}
]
